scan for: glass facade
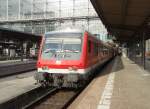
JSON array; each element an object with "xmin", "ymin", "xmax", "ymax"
[{"xmin": 0, "ymin": 0, "xmax": 107, "ymax": 39}]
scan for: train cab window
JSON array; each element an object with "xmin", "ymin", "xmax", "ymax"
[{"xmin": 42, "ymin": 33, "xmax": 82, "ymax": 60}]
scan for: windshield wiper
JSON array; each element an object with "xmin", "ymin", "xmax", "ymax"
[
  {"xmin": 64, "ymin": 49, "xmax": 79, "ymax": 53},
  {"xmin": 44, "ymin": 49, "xmax": 58, "ymax": 53},
  {"xmin": 73, "ymin": 50, "xmax": 79, "ymax": 53},
  {"xmin": 44, "ymin": 49, "xmax": 51, "ymax": 53}
]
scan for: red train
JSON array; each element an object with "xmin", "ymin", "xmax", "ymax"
[{"xmin": 35, "ymin": 29, "xmax": 116, "ymax": 88}]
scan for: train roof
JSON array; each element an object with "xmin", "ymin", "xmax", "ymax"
[
  {"xmin": 44, "ymin": 28, "xmax": 115, "ymax": 49},
  {"xmin": 45, "ymin": 28, "xmax": 85, "ymax": 35}
]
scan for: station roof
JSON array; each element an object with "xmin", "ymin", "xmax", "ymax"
[
  {"xmin": 0, "ymin": 27, "xmax": 41, "ymax": 42},
  {"xmin": 91, "ymin": 0, "xmax": 150, "ymax": 42}
]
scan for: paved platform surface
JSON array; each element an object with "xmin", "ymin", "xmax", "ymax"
[
  {"xmin": 111, "ymin": 57, "xmax": 150, "ymax": 109},
  {"xmin": 0, "ymin": 74, "xmax": 38, "ymax": 104},
  {"xmin": 130, "ymin": 56, "xmax": 150, "ymax": 72},
  {"xmin": 0, "ymin": 59, "xmax": 27, "ymax": 64},
  {"xmin": 68, "ymin": 56, "xmax": 150, "ymax": 109},
  {"xmin": 0, "ymin": 70, "xmax": 35, "ymax": 82}
]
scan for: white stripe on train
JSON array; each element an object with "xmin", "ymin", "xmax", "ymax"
[{"xmin": 37, "ymin": 58, "xmax": 109, "ymax": 74}]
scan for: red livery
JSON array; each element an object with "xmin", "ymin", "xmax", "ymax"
[{"xmin": 35, "ymin": 29, "xmax": 116, "ymax": 88}]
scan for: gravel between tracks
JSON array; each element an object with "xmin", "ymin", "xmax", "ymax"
[{"xmin": 26, "ymin": 88, "xmax": 80, "ymax": 109}]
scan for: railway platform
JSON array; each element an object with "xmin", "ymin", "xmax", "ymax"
[
  {"xmin": 0, "ymin": 73, "xmax": 38, "ymax": 104},
  {"xmin": 68, "ymin": 56, "xmax": 150, "ymax": 109},
  {"xmin": 0, "ymin": 59, "xmax": 36, "ymax": 66},
  {"xmin": 0, "ymin": 59, "xmax": 29, "ymax": 63}
]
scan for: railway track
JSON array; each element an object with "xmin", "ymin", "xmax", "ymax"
[
  {"xmin": 0, "ymin": 58, "xmax": 114, "ymax": 109},
  {"xmin": 22, "ymin": 59, "xmax": 114, "ymax": 109},
  {"xmin": 0, "ymin": 85, "xmax": 82, "ymax": 109},
  {"xmin": 0, "ymin": 86, "xmax": 54, "ymax": 109},
  {"xmin": 0, "ymin": 61, "xmax": 36, "ymax": 77},
  {"xmin": 23, "ymin": 88, "xmax": 81, "ymax": 109}
]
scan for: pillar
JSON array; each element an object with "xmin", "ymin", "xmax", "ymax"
[
  {"xmin": 142, "ymin": 32, "xmax": 146, "ymax": 69},
  {"xmin": 20, "ymin": 41, "xmax": 24, "ymax": 61}
]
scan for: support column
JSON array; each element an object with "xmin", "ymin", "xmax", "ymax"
[
  {"xmin": 72, "ymin": 19, "xmax": 75, "ymax": 26},
  {"xmin": 31, "ymin": 0, "xmax": 33, "ymax": 19},
  {"xmin": 133, "ymin": 42, "xmax": 136, "ymax": 62},
  {"xmin": 142, "ymin": 32, "xmax": 146, "ymax": 69},
  {"xmin": 8, "ymin": 45, "xmax": 10, "ymax": 60},
  {"xmin": 44, "ymin": 21, "xmax": 47, "ymax": 33},
  {"xmin": 140, "ymin": 37, "xmax": 142, "ymax": 65},
  {"xmin": 88, "ymin": 0, "xmax": 90, "ymax": 16},
  {"xmin": 127, "ymin": 43, "xmax": 130, "ymax": 58},
  {"xmin": 87, "ymin": 18, "xmax": 89, "ymax": 31},
  {"xmin": 44, "ymin": 0, "xmax": 47, "ymax": 18},
  {"xmin": 6, "ymin": 0, "xmax": 8, "ymax": 20},
  {"xmin": 18, "ymin": 0, "xmax": 21, "ymax": 19},
  {"xmin": 20, "ymin": 41, "xmax": 24, "ymax": 61},
  {"xmin": 31, "ymin": 22, "xmax": 34, "ymax": 33},
  {"xmin": 73, "ymin": 0, "xmax": 75, "ymax": 17},
  {"xmin": 126, "ymin": 43, "xmax": 129, "ymax": 57},
  {"xmin": 59, "ymin": 0, "xmax": 61, "ymax": 18}
]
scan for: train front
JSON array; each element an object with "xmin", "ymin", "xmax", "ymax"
[{"xmin": 35, "ymin": 31, "xmax": 85, "ymax": 88}]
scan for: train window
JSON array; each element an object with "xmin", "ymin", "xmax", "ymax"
[
  {"xmin": 63, "ymin": 38, "xmax": 81, "ymax": 52},
  {"xmin": 106, "ymin": 47, "xmax": 109, "ymax": 55},
  {"xmin": 98, "ymin": 44, "xmax": 100, "ymax": 54},
  {"xmin": 103, "ymin": 46, "xmax": 105, "ymax": 55},
  {"xmin": 102, "ymin": 45, "xmax": 104, "ymax": 55},
  {"xmin": 103, "ymin": 46, "xmax": 107, "ymax": 55},
  {"xmin": 99, "ymin": 44, "xmax": 102, "ymax": 53},
  {"xmin": 88, "ymin": 40, "xmax": 91, "ymax": 53},
  {"xmin": 94, "ymin": 43, "xmax": 98, "ymax": 56},
  {"xmin": 41, "ymin": 33, "xmax": 82, "ymax": 60}
]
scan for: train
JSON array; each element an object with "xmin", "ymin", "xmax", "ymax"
[{"xmin": 34, "ymin": 29, "xmax": 117, "ymax": 88}]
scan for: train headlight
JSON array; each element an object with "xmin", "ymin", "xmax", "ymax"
[
  {"xmin": 42, "ymin": 66, "xmax": 49, "ymax": 70},
  {"xmin": 68, "ymin": 66, "xmax": 78, "ymax": 71}
]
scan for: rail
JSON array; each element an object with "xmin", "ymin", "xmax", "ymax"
[{"xmin": 23, "ymin": 88, "xmax": 82, "ymax": 109}]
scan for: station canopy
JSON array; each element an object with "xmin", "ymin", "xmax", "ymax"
[
  {"xmin": 0, "ymin": 27, "xmax": 41, "ymax": 42},
  {"xmin": 91, "ymin": 0, "xmax": 150, "ymax": 42}
]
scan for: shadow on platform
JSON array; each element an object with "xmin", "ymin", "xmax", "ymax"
[
  {"xmin": 95, "ymin": 56, "xmax": 124, "ymax": 79},
  {"xmin": 129, "ymin": 56, "xmax": 150, "ymax": 73},
  {"xmin": 112, "ymin": 56, "xmax": 124, "ymax": 72}
]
